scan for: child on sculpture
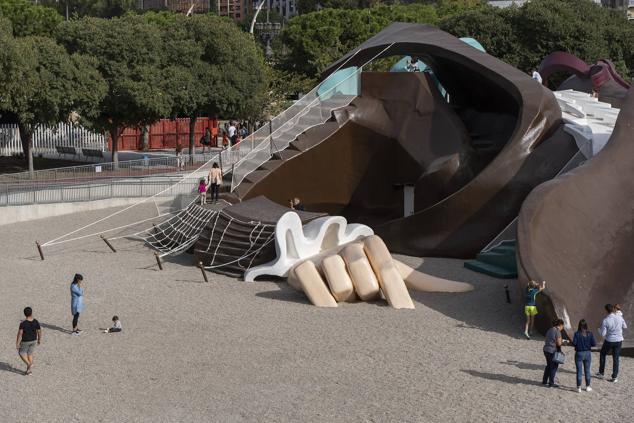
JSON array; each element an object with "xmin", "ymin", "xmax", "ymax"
[
  {"xmin": 524, "ymin": 280, "xmax": 546, "ymax": 339},
  {"xmin": 198, "ymin": 179, "xmax": 207, "ymax": 205}
]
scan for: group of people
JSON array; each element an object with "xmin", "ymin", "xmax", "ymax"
[
  {"xmin": 199, "ymin": 121, "xmax": 249, "ymax": 151},
  {"xmin": 198, "ymin": 162, "xmax": 223, "ymax": 205},
  {"xmin": 15, "ymin": 274, "xmax": 122, "ymax": 376},
  {"xmin": 524, "ymin": 281, "xmax": 627, "ymax": 392}
]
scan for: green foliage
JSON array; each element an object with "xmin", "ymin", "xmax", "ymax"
[
  {"xmin": 440, "ymin": 0, "xmax": 634, "ymax": 79},
  {"xmin": 280, "ymin": 4, "xmax": 439, "ymax": 77},
  {"xmin": 57, "ymin": 15, "xmax": 172, "ymax": 161},
  {"xmin": 0, "ymin": 0, "xmax": 62, "ymax": 36},
  {"xmin": 40, "ymin": 0, "xmax": 137, "ymax": 19},
  {"xmin": 0, "ymin": 32, "xmax": 106, "ymax": 170}
]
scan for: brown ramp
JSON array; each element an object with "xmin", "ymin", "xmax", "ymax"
[{"xmin": 517, "ymin": 87, "xmax": 634, "ymax": 346}]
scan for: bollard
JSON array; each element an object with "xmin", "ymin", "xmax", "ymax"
[
  {"xmin": 154, "ymin": 252, "xmax": 163, "ymax": 270},
  {"xmin": 36, "ymin": 241, "xmax": 45, "ymax": 261},
  {"xmin": 100, "ymin": 235, "xmax": 117, "ymax": 253},
  {"xmin": 198, "ymin": 262, "xmax": 209, "ymax": 283},
  {"xmin": 505, "ymin": 285, "xmax": 511, "ymax": 303}
]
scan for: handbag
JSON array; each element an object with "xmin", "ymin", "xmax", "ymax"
[{"xmin": 553, "ymin": 351, "xmax": 566, "ymax": 365}]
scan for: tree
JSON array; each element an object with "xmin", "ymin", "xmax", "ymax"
[
  {"xmin": 441, "ymin": 0, "xmax": 634, "ymax": 79},
  {"xmin": 152, "ymin": 13, "xmax": 269, "ymax": 154},
  {"xmin": 57, "ymin": 15, "xmax": 172, "ymax": 164},
  {"xmin": 40, "ymin": 0, "xmax": 137, "ymax": 19},
  {"xmin": 0, "ymin": 35, "xmax": 107, "ymax": 172},
  {"xmin": 0, "ymin": 0, "xmax": 62, "ymax": 36},
  {"xmin": 279, "ymin": 4, "xmax": 439, "ymax": 77}
]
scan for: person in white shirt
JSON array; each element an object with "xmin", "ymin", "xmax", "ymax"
[
  {"xmin": 228, "ymin": 123, "xmax": 237, "ymax": 145},
  {"xmin": 597, "ymin": 304, "xmax": 627, "ymax": 382},
  {"xmin": 532, "ymin": 69, "xmax": 543, "ymax": 84}
]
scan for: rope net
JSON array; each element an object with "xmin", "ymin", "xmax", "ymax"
[{"xmin": 134, "ymin": 200, "xmax": 217, "ymax": 257}]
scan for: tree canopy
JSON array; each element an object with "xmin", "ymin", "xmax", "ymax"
[
  {"xmin": 40, "ymin": 0, "xmax": 137, "ymax": 19},
  {"xmin": 440, "ymin": 0, "xmax": 634, "ymax": 78},
  {"xmin": 0, "ymin": 0, "xmax": 62, "ymax": 36},
  {"xmin": 57, "ymin": 15, "xmax": 172, "ymax": 163},
  {"xmin": 0, "ymin": 33, "xmax": 106, "ymax": 171}
]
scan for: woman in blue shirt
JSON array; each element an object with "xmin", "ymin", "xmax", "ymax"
[
  {"xmin": 70, "ymin": 274, "xmax": 84, "ymax": 335},
  {"xmin": 572, "ymin": 319, "xmax": 596, "ymax": 393}
]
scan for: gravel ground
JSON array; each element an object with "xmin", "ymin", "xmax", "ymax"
[{"xmin": 0, "ymin": 206, "xmax": 632, "ymax": 423}]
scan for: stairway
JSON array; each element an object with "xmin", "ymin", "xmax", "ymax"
[{"xmin": 464, "ymin": 240, "xmax": 518, "ymax": 279}]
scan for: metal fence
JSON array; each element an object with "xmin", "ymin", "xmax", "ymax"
[
  {"xmin": 0, "ymin": 151, "xmax": 221, "ymax": 184},
  {"xmin": 0, "ymin": 176, "xmax": 202, "ymax": 206},
  {"xmin": 0, "ymin": 123, "xmax": 106, "ymax": 156}
]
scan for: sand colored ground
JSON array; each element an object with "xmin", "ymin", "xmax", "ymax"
[{"xmin": 0, "ymin": 206, "xmax": 632, "ymax": 422}]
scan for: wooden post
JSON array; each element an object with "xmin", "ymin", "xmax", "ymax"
[
  {"xmin": 100, "ymin": 235, "xmax": 117, "ymax": 253},
  {"xmin": 36, "ymin": 241, "xmax": 45, "ymax": 261},
  {"xmin": 154, "ymin": 252, "xmax": 163, "ymax": 270},
  {"xmin": 198, "ymin": 262, "xmax": 209, "ymax": 283}
]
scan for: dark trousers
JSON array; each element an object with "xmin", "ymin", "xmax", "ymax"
[
  {"xmin": 575, "ymin": 350, "xmax": 592, "ymax": 387},
  {"xmin": 599, "ymin": 340, "xmax": 622, "ymax": 378},
  {"xmin": 543, "ymin": 351, "xmax": 559, "ymax": 385},
  {"xmin": 210, "ymin": 184, "xmax": 220, "ymax": 201},
  {"xmin": 72, "ymin": 312, "xmax": 80, "ymax": 329}
]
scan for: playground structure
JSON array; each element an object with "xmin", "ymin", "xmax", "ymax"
[
  {"xmin": 538, "ymin": 51, "xmax": 631, "ymax": 108},
  {"xmin": 33, "ymin": 24, "xmax": 632, "ymax": 334}
]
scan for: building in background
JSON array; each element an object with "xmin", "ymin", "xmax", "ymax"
[{"xmin": 217, "ymin": 0, "xmax": 252, "ymax": 22}]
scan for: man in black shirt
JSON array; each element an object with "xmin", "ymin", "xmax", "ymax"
[{"xmin": 16, "ymin": 307, "xmax": 41, "ymax": 375}]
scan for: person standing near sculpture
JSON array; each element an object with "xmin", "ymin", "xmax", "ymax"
[
  {"xmin": 542, "ymin": 318, "xmax": 564, "ymax": 387},
  {"xmin": 70, "ymin": 274, "xmax": 84, "ymax": 335},
  {"xmin": 597, "ymin": 304, "xmax": 627, "ymax": 382},
  {"xmin": 572, "ymin": 319, "xmax": 596, "ymax": 393}
]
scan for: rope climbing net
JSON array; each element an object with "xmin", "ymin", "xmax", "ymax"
[
  {"xmin": 201, "ymin": 211, "xmax": 276, "ymax": 272},
  {"xmin": 133, "ymin": 200, "xmax": 217, "ymax": 257}
]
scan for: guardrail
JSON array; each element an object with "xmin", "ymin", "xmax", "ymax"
[
  {"xmin": 0, "ymin": 176, "xmax": 202, "ymax": 206},
  {"xmin": 0, "ymin": 151, "xmax": 222, "ymax": 184}
]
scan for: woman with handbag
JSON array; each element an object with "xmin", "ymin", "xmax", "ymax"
[
  {"xmin": 542, "ymin": 318, "xmax": 564, "ymax": 387},
  {"xmin": 572, "ymin": 319, "xmax": 596, "ymax": 393}
]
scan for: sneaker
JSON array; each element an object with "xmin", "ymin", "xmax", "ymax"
[
  {"xmin": 576, "ymin": 387, "xmax": 581, "ymax": 393},
  {"xmin": 548, "ymin": 384, "xmax": 559, "ymax": 388},
  {"xmin": 71, "ymin": 331, "xmax": 80, "ymax": 336},
  {"xmin": 609, "ymin": 378, "xmax": 618, "ymax": 383},
  {"xmin": 595, "ymin": 372, "xmax": 604, "ymax": 379},
  {"xmin": 585, "ymin": 386, "xmax": 593, "ymax": 392},
  {"xmin": 524, "ymin": 332, "xmax": 530, "ymax": 339}
]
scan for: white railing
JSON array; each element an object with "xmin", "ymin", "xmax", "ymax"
[
  {"xmin": 227, "ymin": 43, "xmax": 395, "ymax": 192},
  {"xmin": 0, "ymin": 123, "xmax": 106, "ymax": 156}
]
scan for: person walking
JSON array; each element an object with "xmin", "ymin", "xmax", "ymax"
[
  {"xmin": 208, "ymin": 162, "xmax": 222, "ymax": 203},
  {"xmin": 572, "ymin": 319, "xmax": 596, "ymax": 393},
  {"xmin": 228, "ymin": 122, "xmax": 237, "ymax": 145},
  {"xmin": 597, "ymin": 304, "xmax": 627, "ymax": 382},
  {"xmin": 542, "ymin": 318, "xmax": 564, "ymax": 387},
  {"xmin": 16, "ymin": 307, "xmax": 41, "ymax": 375},
  {"xmin": 524, "ymin": 280, "xmax": 546, "ymax": 339},
  {"xmin": 70, "ymin": 273, "xmax": 84, "ymax": 335}
]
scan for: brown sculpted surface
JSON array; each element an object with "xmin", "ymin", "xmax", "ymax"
[
  {"xmin": 517, "ymin": 87, "xmax": 634, "ymax": 339},
  {"xmin": 241, "ymin": 23, "xmax": 578, "ymax": 257}
]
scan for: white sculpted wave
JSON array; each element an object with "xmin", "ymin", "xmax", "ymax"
[{"xmin": 244, "ymin": 212, "xmax": 374, "ymax": 282}]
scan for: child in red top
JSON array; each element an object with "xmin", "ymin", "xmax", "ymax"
[{"xmin": 198, "ymin": 179, "xmax": 207, "ymax": 205}]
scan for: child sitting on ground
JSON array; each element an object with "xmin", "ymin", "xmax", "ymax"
[{"xmin": 103, "ymin": 316, "xmax": 122, "ymax": 333}]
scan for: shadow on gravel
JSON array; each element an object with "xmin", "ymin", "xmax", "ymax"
[
  {"xmin": 40, "ymin": 322, "xmax": 73, "ymax": 334},
  {"xmin": 256, "ymin": 284, "xmax": 311, "ymax": 305},
  {"xmin": 461, "ymin": 369, "xmax": 544, "ymax": 386},
  {"xmin": 0, "ymin": 362, "xmax": 25, "ymax": 375},
  {"xmin": 406, "ymin": 258, "xmax": 523, "ymax": 338},
  {"xmin": 501, "ymin": 360, "xmax": 575, "ymax": 375}
]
